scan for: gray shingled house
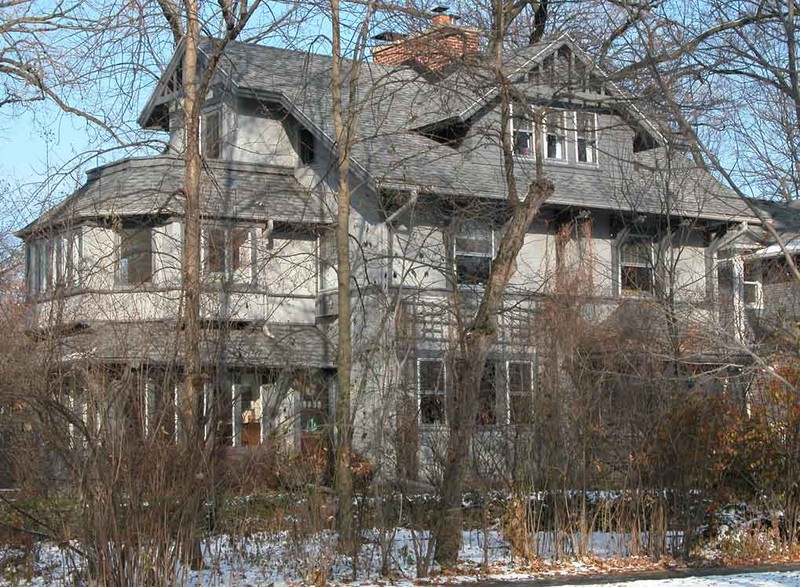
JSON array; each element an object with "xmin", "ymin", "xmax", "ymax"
[{"xmin": 15, "ymin": 15, "xmax": 764, "ymax": 479}]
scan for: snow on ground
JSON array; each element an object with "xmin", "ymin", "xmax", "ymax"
[
  {"xmin": 0, "ymin": 529, "xmax": 798, "ymax": 586},
  {"xmin": 563, "ymin": 573, "xmax": 800, "ymax": 587}
]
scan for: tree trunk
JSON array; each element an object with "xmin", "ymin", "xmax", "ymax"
[
  {"xmin": 434, "ymin": 179, "xmax": 554, "ymax": 566},
  {"xmin": 331, "ymin": 0, "xmax": 355, "ymax": 552},
  {"xmin": 178, "ymin": 0, "xmax": 204, "ymax": 568}
]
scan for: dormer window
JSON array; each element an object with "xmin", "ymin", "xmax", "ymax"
[
  {"xmin": 576, "ymin": 112, "xmax": 597, "ymax": 164},
  {"xmin": 544, "ymin": 111, "xmax": 566, "ymax": 160},
  {"xmin": 118, "ymin": 227, "xmax": 153, "ymax": 286}
]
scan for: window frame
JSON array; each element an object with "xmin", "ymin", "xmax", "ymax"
[
  {"xmin": 202, "ymin": 109, "xmax": 222, "ymax": 160},
  {"xmin": 417, "ymin": 358, "xmax": 446, "ymax": 426},
  {"xmin": 203, "ymin": 224, "xmax": 255, "ymax": 284},
  {"xmin": 575, "ymin": 111, "xmax": 598, "ymax": 165},
  {"xmin": 510, "ymin": 103, "xmax": 535, "ymax": 158},
  {"xmin": 544, "ymin": 109, "xmax": 567, "ymax": 161},
  {"xmin": 618, "ymin": 232, "xmax": 655, "ymax": 295},
  {"xmin": 453, "ymin": 222, "xmax": 494, "ymax": 286},
  {"xmin": 507, "ymin": 360, "xmax": 535, "ymax": 426},
  {"xmin": 117, "ymin": 226, "xmax": 154, "ymax": 287}
]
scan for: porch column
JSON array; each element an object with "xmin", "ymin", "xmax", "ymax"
[
  {"xmin": 173, "ymin": 382, "xmax": 181, "ymax": 444},
  {"xmin": 203, "ymin": 382, "xmax": 214, "ymax": 441}
]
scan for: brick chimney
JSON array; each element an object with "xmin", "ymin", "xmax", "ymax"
[{"xmin": 372, "ymin": 7, "xmax": 480, "ymax": 73}]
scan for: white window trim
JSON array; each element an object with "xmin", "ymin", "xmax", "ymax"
[
  {"xmin": 574, "ymin": 111, "xmax": 598, "ymax": 165},
  {"xmin": 743, "ymin": 279, "xmax": 763, "ymax": 309},
  {"xmin": 417, "ymin": 357, "xmax": 446, "ymax": 426},
  {"xmin": 543, "ymin": 109, "xmax": 567, "ymax": 161},
  {"xmin": 510, "ymin": 103, "xmax": 535, "ymax": 159},
  {"xmin": 506, "ymin": 360, "xmax": 535, "ymax": 425},
  {"xmin": 453, "ymin": 224, "xmax": 495, "ymax": 287}
]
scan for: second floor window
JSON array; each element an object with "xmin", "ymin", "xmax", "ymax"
[
  {"xmin": 512, "ymin": 112, "xmax": 534, "ymax": 157},
  {"xmin": 202, "ymin": 111, "xmax": 221, "ymax": 159},
  {"xmin": 576, "ymin": 112, "xmax": 597, "ymax": 163},
  {"xmin": 544, "ymin": 111, "xmax": 566, "ymax": 160},
  {"xmin": 118, "ymin": 228, "xmax": 153, "ymax": 286},
  {"xmin": 206, "ymin": 226, "xmax": 252, "ymax": 281},
  {"xmin": 619, "ymin": 233, "xmax": 654, "ymax": 294},
  {"xmin": 454, "ymin": 222, "xmax": 493, "ymax": 285}
]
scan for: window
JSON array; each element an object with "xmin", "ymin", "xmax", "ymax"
[
  {"xmin": 743, "ymin": 261, "xmax": 763, "ymax": 309},
  {"xmin": 118, "ymin": 228, "xmax": 153, "ymax": 286},
  {"xmin": 619, "ymin": 234, "xmax": 653, "ymax": 294},
  {"xmin": 299, "ymin": 127, "xmax": 315, "ymax": 164},
  {"xmin": 544, "ymin": 110, "xmax": 566, "ymax": 160},
  {"xmin": 205, "ymin": 226, "xmax": 252, "ymax": 280},
  {"xmin": 508, "ymin": 361, "xmax": 534, "ymax": 425},
  {"xmin": 37, "ymin": 241, "xmax": 52, "ymax": 293},
  {"xmin": 418, "ymin": 359, "xmax": 445, "ymax": 425},
  {"xmin": 576, "ymin": 112, "xmax": 597, "ymax": 164},
  {"xmin": 202, "ymin": 111, "xmax": 221, "ymax": 159},
  {"xmin": 454, "ymin": 222, "xmax": 493, "ymax": 285},
  {"xmin": 512, "ymin": 110, "xmax": 534, "ymax": 157}
]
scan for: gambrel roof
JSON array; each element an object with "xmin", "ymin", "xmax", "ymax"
[{"xmin": 138, "ymin": 36, "xmax": 754, "ymax": 223}]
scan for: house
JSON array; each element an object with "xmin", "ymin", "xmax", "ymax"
[{"xmin": 15, "ymin": 12, "xmax": 764, "ymax": 482}]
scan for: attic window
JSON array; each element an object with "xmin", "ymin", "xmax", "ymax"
[{"xmin": 299, "ymin": 128, "xmax": 315, "ymax": 164}]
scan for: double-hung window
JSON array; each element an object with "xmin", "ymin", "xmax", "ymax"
[
  {"xmin": 544, "ymin": 110, "xmax": 566, "ymax": 160},
  {"xmin": 508, "ymin": 361, "xmax": 534, "ymax": 425},
  {"xmin": 512, "ymin": 109, "xmax": 534, "ymax": 157},
  {"xmin": 576, "ymin": 112, "xmax": 597, "ymax": 164},
  {"xmin": 619, "ymin": 233, "xmax": 654, "ymax": 294},
  {"xmin": 118, "ymin": 227, "xmax": 153, "ymax": 286},
  {"xmin": 418, "ymin": 358, "xmax": 446, "ymax": 425},
  {"xmin": 454, "ymin": 222, "xmax": 493, "ymax": 285}
]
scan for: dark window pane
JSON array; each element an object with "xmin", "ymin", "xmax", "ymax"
[
  {"xmin": 419, "ymin": 360, "xmax": 444, "ymax": 392},
  {"xmin": 510, "ymin": 394, "xmax": 533, "ymax": 425},
  {"xmin": 231, "ymin": 229, "xmax": 249, "ymax": 271},
  {"xmin": 508, "ymin": 362, "xmax": 532, "ymax": 393},
  {"xmin": 621, "ymin": 265, "xmax": 652, "ymax": 292},
  {"xmin": 203, "ymin": 112, "xmax": 221, "ymax": 159},
  {"xmin": 420, "ymin": 394, "xmax": 445, "ymax": 424},
  {"xmin": 299, "ymin": 128, "xmax": 315, "ymax": 164},
  {"xmin": 457, "ymin": 256, "xmax": 491, "ymax": 284}
]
